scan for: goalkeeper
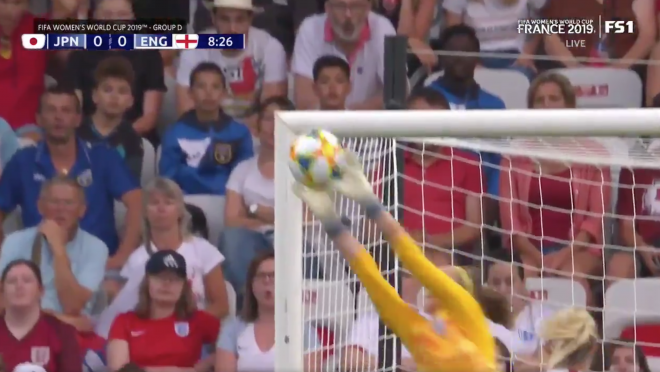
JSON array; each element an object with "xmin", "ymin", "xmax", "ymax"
[{"xmin": 294, "ymin": 151, "xmax": 498, "ymax": 372}]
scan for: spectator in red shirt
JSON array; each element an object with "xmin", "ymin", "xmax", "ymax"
[
  {"xmin": 0, "ymin": 0, "xmax": 79, "ymax": 139},
  {"xmin": 500, "ymin": 73, "xmax": 610, "ymax": 307},
  {"xmin": 107, "ymin": 250, "xmax": 219, "ymax": 371},
  {"xmin": 607, "ymin": 164, "xmax": 660, "ymax": 284},
  {"xmin": 0, "ymin": 259, "xmax": 82, "ymax": 372},
  {"xmin": 402, "ymin": 87, "xmax": 485, "ymax": 266}
]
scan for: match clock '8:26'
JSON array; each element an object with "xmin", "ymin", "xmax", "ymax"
[{"xmin": 207, "ymin": 36, "xmax": 233, "ymax": 47}]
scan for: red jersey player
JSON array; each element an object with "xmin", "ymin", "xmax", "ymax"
[
  {"xmin": 0, "ymin": 259, "xmax": 82, "ymax": 372},
  {"xmin": 107, "ymin": 250, "xmax": 219, "ymax": 370}
]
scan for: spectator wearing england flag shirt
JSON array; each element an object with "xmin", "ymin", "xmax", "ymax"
[
  {"xmin": 65, "ymin": 0, "xmax": 166, "ymax": 144},
  {"xmin": 0, "ymin": 260, "xmax": 82, "ymax": 372},
  {"xmin": 176, "ymin": 0, "xmax": 288, "ymax": 133},
  {"xmin": 107, "ymin": 250, "xmax": 219, "ymax": 371},
  {"xmin": 0, "ymin": 0, "xmax": 80, "ymax": 141},
  {"xmin": 216, "ymin": 252, "xmax": 323, "ymax": 372}
]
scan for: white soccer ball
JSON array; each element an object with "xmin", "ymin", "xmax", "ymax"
[
  {"xmin": 13, "ymin": 363, "xmax": 47, "ymax": 372},
  {"xmin": 288, "ymin": 130, "xmax": 346, "ymax": 189}
]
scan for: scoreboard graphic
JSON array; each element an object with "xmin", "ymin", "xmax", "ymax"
[{"xmin": 23, "ymin": 19, "xmax": 245, "ymax": 51}]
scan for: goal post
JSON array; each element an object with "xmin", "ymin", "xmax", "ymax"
[{"xmin": 274, "ymin": 108, "xmax": 660, "ymax": 372}]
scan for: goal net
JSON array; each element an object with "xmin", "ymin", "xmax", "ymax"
[{"xmin": 274, "ymin": 109, "xmax": 660, "ymax": 372}]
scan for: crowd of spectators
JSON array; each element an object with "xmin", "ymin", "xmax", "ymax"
[{"xmin": 2, "ymin": 0, "xmax": 660, "ymax": 371}]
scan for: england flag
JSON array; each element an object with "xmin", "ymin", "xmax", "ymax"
[{"xmin": 174, "ymin": 34, "xmax": 198, "ymax": 49}]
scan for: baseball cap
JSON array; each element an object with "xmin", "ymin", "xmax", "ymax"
[{"xmin": 145, "ymin": 250, "xmax": 187, "ymax": 279}]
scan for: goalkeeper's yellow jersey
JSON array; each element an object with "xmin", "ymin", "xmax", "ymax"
[{"xmin": 348, "ymin": 234, "xmax": 497, "ymax": 372}]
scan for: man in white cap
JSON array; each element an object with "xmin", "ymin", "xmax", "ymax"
[{"xmin": 175, "ymin": 0, "xmax": 288, "ymax": 127}]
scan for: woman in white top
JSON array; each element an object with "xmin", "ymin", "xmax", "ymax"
[
  {"xmin": 95, "ymin": 178, "xmax": 229, "ymax": 337},
  {"xmin": 443, "ymin": 0, "xmax": 545, "ymax": 76},
  {"xmin": 220, "ymin": 96, "xmax": 294, "ymax": 306},
  {"xmin": 485, "ymin": 250, "xmax": 556, "ymax": 356},
  {"xmin": 216, "ymin": 252, "xmax": 323, "ymax": 372}
]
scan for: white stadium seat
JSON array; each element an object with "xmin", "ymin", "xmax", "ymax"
[
  {"xmin": 603, "ymin": 279, "xmax": 660, "ymax": 340},
  {"xmin": 141, "ymin": 138, "xmax": 156, "ymax": 186},
  {"xmin": 183, "ymin": 195, "xmax": 226, "ymax": 245},
  {"xmin": 525, "ymin": 277, "xmax": 587, "ymax": 309},
  {"xmin": 551, "ymin": 67, "xmax": 643, "ymax": 108},
  {"xmin": 303, "ymin": 279, "xmax": 354, "ymax": 342},
  {"xmin": 423, "ymin": 68, "xmax": 530, "ymax": 109}
]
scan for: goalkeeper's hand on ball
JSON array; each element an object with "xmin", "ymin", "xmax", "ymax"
[
  {"xmin": 332, "ymin": 151, "xmax": 379, "ymax": 205},
  {"xmin": 292, "ymin": 182, "xmax": 338, "ymax": 223}
]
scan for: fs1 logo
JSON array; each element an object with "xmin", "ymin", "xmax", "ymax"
[{"xmin": 604, "ymin": 20, "xmax": 634, "ymax": 34}]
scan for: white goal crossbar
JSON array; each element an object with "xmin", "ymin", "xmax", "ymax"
[{"xmin": 273, "ymin": 109, "xmax": 660, "ymax": 371}]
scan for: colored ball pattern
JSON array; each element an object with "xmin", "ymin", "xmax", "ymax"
[{"xmin": 289, "ymin": 130, "xmax": 345, "ymax": 189}]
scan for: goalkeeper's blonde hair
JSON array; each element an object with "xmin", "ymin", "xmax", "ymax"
[{"xmin": 540, "ymin": 308, "xmax": 597, "ymax": 370}]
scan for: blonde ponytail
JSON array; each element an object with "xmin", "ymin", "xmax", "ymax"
[{"xmin": 540, "ymin": 308, "xmax": 597, "ymax": 370}]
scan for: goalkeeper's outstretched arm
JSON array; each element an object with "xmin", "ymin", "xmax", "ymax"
[
  {"xmin": 292, "ymin": 184, "xmax": 426, "ymax": 339},
  {"xmin": 325, "ymin": 151, "xmax": 495, "ymax": 363},
  {"xmin": 365, "ymin": 204, "xmax": 495, "ymax": 362}
]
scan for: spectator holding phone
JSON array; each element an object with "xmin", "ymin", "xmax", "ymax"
[
  {"xmin": 0, "ymin": 260, "xmax": 82, "ymax": 372},
  {"xmin": 160, "ymin": 63, "xmax": 253, "ymax": 196}
]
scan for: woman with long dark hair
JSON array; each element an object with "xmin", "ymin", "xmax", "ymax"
[
  {"xmin": 605, "ymin": 340, "xmax": 652, "ymax": 372},
  {"xmin": 0, "ymin": 259, "xmax": 82, "ymax": 372},
  {"xmin": 107, "ymin": 251, "xmax": 219, "ymax": 371}
]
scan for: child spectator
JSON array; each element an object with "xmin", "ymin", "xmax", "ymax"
[
  {"xmin": 159, "ymin": 62, "xmax": 253, "ymax": 196},
  {"xmin": 77, "ymin": 56, "xmax": 144, "ymax": 182},
  {"xmin": 65, "ymin": 0, "xmax": 166, "ymax": 144},
  {"xmin": 313, "ymin": 55, "xmax": 352, "ymax": 110}
]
